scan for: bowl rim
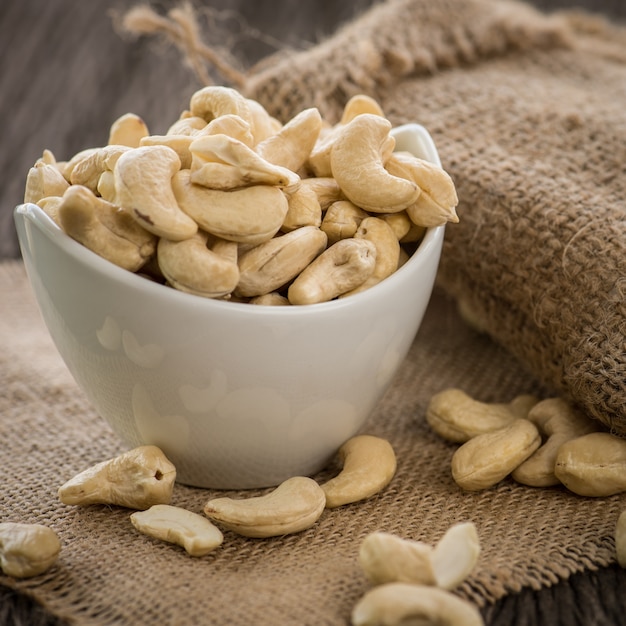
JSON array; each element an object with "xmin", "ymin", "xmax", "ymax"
[{"xmin": 15, "ymin": 123, "xmax": 445, "ymax": 316}]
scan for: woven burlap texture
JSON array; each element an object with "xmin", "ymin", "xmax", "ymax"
[
  {"xmin": 1, "ymin": 258, "xmax": 624, "ymax": 626},
  {"xmin": 243, "ymin": 0, "xmax": 626, "ymax": 436}
]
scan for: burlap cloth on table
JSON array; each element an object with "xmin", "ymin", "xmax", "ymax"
[
  {"xmin": 1, "ymin": 254, "xmax": 625, "ymax": 626},
  {"xmin": 2, "ymin": 0, "xmax": 626, "ymax": 624}
]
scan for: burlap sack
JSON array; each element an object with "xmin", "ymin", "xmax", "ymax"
[{"xmin": 239, "ymin": 0, "xmax": 626, "ymax": 435}]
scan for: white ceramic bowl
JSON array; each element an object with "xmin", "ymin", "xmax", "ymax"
[{"xmin": 14, "ymin": 123, "xmax": 444, "ymax": 489}]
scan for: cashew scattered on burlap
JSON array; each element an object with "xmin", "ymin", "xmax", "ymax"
[
  {"xmin": 512, "ymin": 397, "xmax": 601, "ymax": 487},
  {"xmin": 130, "ymin": 504, "xmax": 224, "ymax": 556},
  {"xmin": 451, "ymin": 419, "xmax": 541, "ymax": 491},
  {"xmin": 426, "ymin": 388, "xmax": 539, "ymax": 444},
  {"xmin": 319, "ymin": 435, "xmax": 397, "ymax": 508},
  {"xmin": 351, "ymin": 583, "xmax": 485, "ymax": 626},
  {"xmin": 204, "ymin": 476, "xmax": 326, "ymax": 538},
  {"xmin": 554, "ymin": 432, "xmax": 626, "ymax": 497},
  {"xmin": 0, "ymin": 523, "xmax": 61, "ymax": 578},
  {"xmin": 58, "ymin": 445, "xmax": 176, "ymax": 509}
]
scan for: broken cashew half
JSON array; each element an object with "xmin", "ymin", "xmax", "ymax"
[
  {"xmin": 203, "ymin": 476, "xmax": 326, "ymax": 538},
  {"xmin": 351, "ymin": 583, "xmax": 484, "ymax": 626},
  {"xmin": 319, "ymin": 435, "xmax": 397, "ymax": 508},
  {"xmin": 130, "ymin": 504, "xmax": 224, "ymax": 557},
  {"xmin": 58, "ymin": 445, "xmax": 176, "ymax": 509},
  {"xmin": 0, "ymin": 523, "xmax": 62, "ymax": 578},
  {"xmin": 358, "ymin": 522, "xmax": 480, "ymax": 590}
]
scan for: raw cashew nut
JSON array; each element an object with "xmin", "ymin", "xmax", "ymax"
[
  {"xmin": 615, "ymin": 510, "xmax": 626, "ymax": 568},
  {"xmin": 130, "ymin": 504, "xmax": 224, "ymax": 556},
  {"xmin": 203, "ymin": 476, "xmax": 326, "ymax": 538},
  {"xmin": 114, "ymin": 144, "xmax": 198, "ymax": 241},
  {"xmin": 189, "ymin": 85, "xmax": 251, "ymax": 124},
  {"xmin": 451, "ymin": 419, "xmax": 541, "ymax": 491},
  {"xmin": 69, "ymin": 144, "xmax": 131, "ymax": 193},
  {"xmin": 330, "ymin": 114, "xmax": 419, "ymax": 213},
  {"xmin": 256, "ymin": 107, "xmax": 323, "ymax": 172},
  {"xmin": 245, "ymin": 97, "xmax": 283, "ymax": 144},
  {"xmin": 358, "ymin": 532, "xmax": 436, "ymax": 586},
  {"xmin": 157, "ymin": 231, "xmax": 240, "ymax": 298},
  {"xmin": 351, "ymin": 583, "xmax": 485, "ymax": 626},
  {"xmin": 57, "ymin": 184, "xmax": 157, "ymax": 272},
  {"xmin": 0, "ymin": 523, "xmax": 61, "ymax": 578},
  {"xmin": 319, "ymin": 435, "xmax": 397, "ymax": 508},
  {"xmin": 321, "ymin": 200, "xmax": 369, "ymax": 245},
  {"xmin": 172, "ymin": 169, "xmax": 288, "ymax": 245},
  {"xmin": 512, "ymin": 397, "xmax": 600, "ymax": 487},
  {"xmin": 287, "ymin": 238, "xmax": 377, "ymax": 305},
  {"xmin": 298, "ymin": 177, "xmax": 344, "ymax": 210},
  {"xmin": 308, "ymin": 95, "xmax": 385, "ymax": 177},
  {"xmin": 426, "ymin": 388, "xmax": 539, "ymax": 443},
  {"xmin": 189, "ymin": 134, "xmax": 300, "ymax": 191},
  {"xmin": 139, "ymin": 134, "xmax": 195, "ymax": 170},
  {"xmin": 249, "ymin": 292, "xmax": 290, "ymax": 306},
  {"xmin": 108, "ymin": 112, "xmax": 149, "ymax": 147},
  {"xmin": 358, "ymin": 522, "xmax": 480, "ymax": 590},
  {"xmin": 342, "ymin": 217, "xmax": 400, "ymax": 295},
  {"xmin": 204, "ymin": 113, "xmax": 255, "ymax": 147},
  {"xmin": 431, "ymin": 522, "xmax": 481, "ymax": 590},
  {"xmin": 24, "ymin": 162, "xmax": 70, "ymax": 204},
  {"xmin": 166, "ymin": 115, "xmax": 207, "ymax": 136},
  {"xmin": 386, "ymin": 151, "xmax": 459, "ymax": 227},
  {"xmin": 281, "ymin": 183, "xmax": 323, "ymax": 232},
  {"xmin": 58, "ymin": 445, "xmax": 176, "ymax": 509},
  {"xmin": 554, "ymin": 432, "xmax": 626, "ymax": 497},
  {"xmin": 235, "ymin": 225, "xmax": 327, "ymax": 297}
]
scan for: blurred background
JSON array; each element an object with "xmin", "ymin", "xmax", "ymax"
[{"xmin": 1, "ymin": 0, "xmax": 624, "ymax": 259}]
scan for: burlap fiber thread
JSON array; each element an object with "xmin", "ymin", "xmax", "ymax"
[{"xmin": 243, "ymin": 0, "xmax": 626, "ymax": 435}]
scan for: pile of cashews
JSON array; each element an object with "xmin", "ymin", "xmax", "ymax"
[{"xmin": 23, "ymin": 86, "xmax": 459, "ymax": 305}]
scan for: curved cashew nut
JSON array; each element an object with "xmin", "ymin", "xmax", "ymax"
[
  {"xmin": 235, "ymin": 225, "xmax": 327, "ymax": 298},
  {"xmin": 108, "ymin": 112, "xmax": 149, "ymax": 147},
  {"xmin": 172, "ymin": 169, "xmax": 288, "ymax": 245},
  {"xmin": 157, "ymin": 231, "xmax": 239, "ymax": 298},
  {"xmin": 359, "ymin": 532, "xmax": 436, "ymax": 586},
  {"xmin": 426, "ymin": 388, "xmax": 539, "ymax": 444},
  {"xmin": 299, "ymin": 177, "xmax": 345, "ymax": 210},
  {"xmin": 249, "ymin": 292, "xmax": 291, "ymax": 306},
  {"xmin": 387, "ymin": 151, "xmax": 459, "ymax": 227},
  {"xmin": 166, "ymin": 115, "xmax": 207, "ymax": 136},
  {"xmin": 140, "ymin": 134, "xmax": 194, "ymax": 169},
  {"xmin": 281, "ymin": 183, "xmax": 323, "ymax": 232},
  {"xmin": 320, "ymin": 200, "xmax": 369, "ymax": 245},
  {"xmin": 0, "ymin": 523, "xmax": 61, "ymax": 578},
  {"xmin": 57, "ymin": 184, "xmax": 157, "ymax": 272},
  {"xmin": 24, "ymin": 162, "xmax": 69, "ymax": 204},
  {"xmin": 245, "ymin": 97, "xmax": 283, "ymax": 144},
  {"xmin": 554, "ymin": 432, "xmax": 626, "ymax": 497},
  {"xmin": 256, "ymin": 107, "xmax": 323, "ymax": 172},
  {"xmin": 352, "ymin": 583, "xmax": 485, "ymax": 626},
  {"xmin": 130, "ymin": 504, "xmax": 224, "ymax": 557},
  {"xmin": 58, "ymin": 445, "xmax": 176, "ymax": 509},
  {"xmin": 203, "ymin": 476, "xmax": 326, "ymax": 538},
  {"xmin": 70, "ymin": 144, "xmax": 131, "ymax": 193},
  {"xmin": 319, "ymin": 435, "xmax": 396, "ymax": 508},
  {"xmin": 189, "ymin": 85, "xmax": 251, "ymax": 124},
  {"xmin": 512, "ymin": 397, "xmax": 600, "ymax": 487},
  {"xmin": 288, "ymin": 238, "xmax": 377, "ymax": 305},
  {"xmin": 189, "ymin": 134, "xmax": 300, "ymax": 191},
  {"xmin": 114, "ymin": 145, "xmax": 198, "ymax": 241},
  {"xmin": 330, "ymin": 114, "xmax": 419, "ymax": 212},
  {"xmin": 341, "ymin": 217, "xmax": 400, "ymax": 296},
  {"xmin": 451, "ymin": 419, "xmax": 541, "ymax": 491},
  {"xmin": 308, "ymin": 95, "xmax": 385, "ymax": 177},
  {"xmin": 431, "ymin": 522, "xmax": 481, "ymax": 590},
  {"xmin": 203, "ymin": 113, "xmax": 255, "ymax": 147}
]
